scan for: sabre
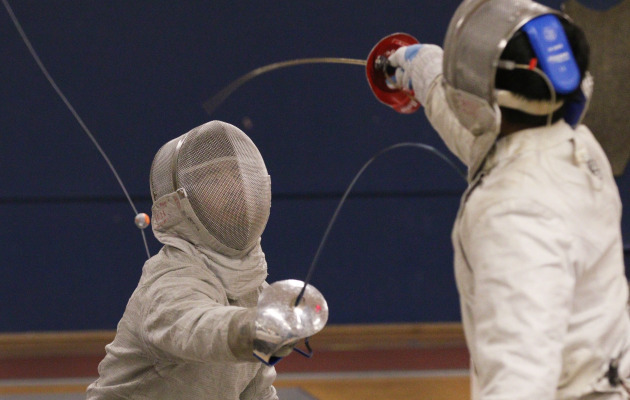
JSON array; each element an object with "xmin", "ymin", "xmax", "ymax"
[
  {"xmin": 198, "ymin": 48, "xmax": 466, "ymax": 306},
  {"xmin": 294, "ymin": 142, "xmax": 466, "ymax": 306},
  {"xmin": 202, "ymin": 57, "xmax": 367, "ymax": 116},
  {"xmin": 7, "ymin": 0, "xmax": 465, "ymax": 310}
]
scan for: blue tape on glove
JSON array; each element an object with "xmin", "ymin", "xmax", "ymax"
[{"xmin": 404, "ymin": 44, "xmax": 423, "ymax": 61}]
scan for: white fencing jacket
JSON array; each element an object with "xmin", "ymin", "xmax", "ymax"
[
  {"xmin": 86, "ymin": 191, "xmax": 277, "ymax": 400},
  {"xmin": 410, "ymin": 45, "xmax": 630, "ymax": 399}
]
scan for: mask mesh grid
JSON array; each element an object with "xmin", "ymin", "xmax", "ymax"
[{"xmin": 150, "ymin": 121, "xmax": 271, "ymax": 251}]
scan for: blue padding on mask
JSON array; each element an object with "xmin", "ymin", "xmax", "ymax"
[
  {"xmin": 523, "ymin": 14, "xmax": 581, "ymax": 94},
  {"xmin": 564, "ymin": 88, "xmax": 587, "ymax": 127}
]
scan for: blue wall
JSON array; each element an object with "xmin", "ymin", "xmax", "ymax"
[{"xmin": 1, "ymin": 0, "xmax": 628, "ymax": 332}]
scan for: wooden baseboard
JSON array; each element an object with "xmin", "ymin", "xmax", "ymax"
[
  {"xmin": 0, "ymin": 322, "xmax": 465, "ymax": 359},
  {"xmin": 309, "ymin": 322, "xmax": 465, "ymax": 351}
]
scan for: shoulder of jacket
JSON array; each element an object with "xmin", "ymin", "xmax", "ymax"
[{"xmin": 140, "ymin": 247, "xmax": 224, "ymax": 290}]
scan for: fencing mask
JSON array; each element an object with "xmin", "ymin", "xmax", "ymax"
[
  {"xmin": 442, "ymin": 0, "xmax": 590, "ymax": 179},
  {"xmin": 150, "ymin": 120, "xmax": 271, "ymax": 255}
]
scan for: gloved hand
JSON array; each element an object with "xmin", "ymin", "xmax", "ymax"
[
  {"xmin": 252, "ymin": 280, "xmax": 328, "ymax": 366},
  {"xmin": 227, "ymin": 280, "xmax": 329, "ymax": 366},
  {"xmin": 388, "ymin": 43, "xmax": 444, "ymax": 106},
  {"xmin": 385, "ymin": 44, "xmax": 424, "ymax": 91},
  {"xmin": 366, "ymin": 32, "xmax": 422, "ymax": 114}
]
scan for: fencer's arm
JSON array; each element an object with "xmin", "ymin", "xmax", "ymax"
[
  {"xmin": 141, "ymin": 273, "xmax": 327, "ymax": 366},
  {"xmin": 461, "ymin": 199, "xmax": 573, "ymax": 399},
  {"xmin": 423, "ymin": 78, "xmax": 475, "ymax": 168},
  {"xmin": 388, "ymin": 44, "xmax": 475, "ymax": 167},
  {"xmin": 141, "ymin": 271, "xmax": 257, "ymax": 363}
]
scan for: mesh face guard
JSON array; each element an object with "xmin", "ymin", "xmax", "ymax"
[{"xmin": 150, "ymin": 121, "xmax": 271, "ymax": 252}]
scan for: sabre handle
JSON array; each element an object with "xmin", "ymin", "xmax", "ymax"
[{"xmin": 374, "ymin": 55, "xmax": 396, "ymax": 76}]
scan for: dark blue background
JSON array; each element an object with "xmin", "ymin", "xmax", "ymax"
[{"xmin": 1, "ymin": 0, "xmax": 627, "ymax": 332}]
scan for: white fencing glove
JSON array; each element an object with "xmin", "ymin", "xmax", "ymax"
[
  {"xmin": 387, "ymin": 43, "xmax": 444, "ymax": 105},
  {"xmin": 384, "ymin": 44, "xmax": 424, "ymax": 91}
]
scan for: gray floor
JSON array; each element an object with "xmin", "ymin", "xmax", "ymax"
[
  {"xmin": 0, "ymin": 396, "xmax": 84, "ymax": 400},
  {"xmin": 0, "ymin": 387, "xmax": 317, "ymax": 400}
]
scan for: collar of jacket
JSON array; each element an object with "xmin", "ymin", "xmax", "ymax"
[
  {"xmin": 482, "ymin": 120, "xmax": 575, "ymax": 173},
  {"xmin": 151, "ymin": 189, "xmax": 268, "ymax": 299}
]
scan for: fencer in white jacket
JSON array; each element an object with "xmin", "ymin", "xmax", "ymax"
[
  {"xmin": 378, "ymin": 2, "xmax": 630, "ymax": 399},
  {"xmin": 86, "ymin": 121, "xmax": 328, "ymax": 400}
]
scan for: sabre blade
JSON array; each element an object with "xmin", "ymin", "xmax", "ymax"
[{"xmin": 202, "ymin": 57, "xmax": 366, "ymax": 116}]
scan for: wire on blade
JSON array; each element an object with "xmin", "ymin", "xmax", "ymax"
[
  {"xmin": 294, "ymin": 142, "xmax": 466, "ymax": 306},
  {"xmin": 2, "ymin": 0, "xmax": 151, "ymax": 259}
]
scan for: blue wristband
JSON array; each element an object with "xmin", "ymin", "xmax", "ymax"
[{"xmin": 404, "ymin": 44, "xmax": 423, "ymax": 61}]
